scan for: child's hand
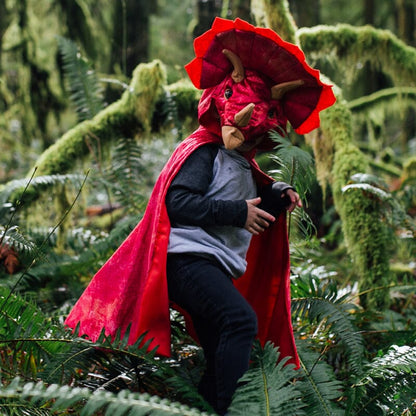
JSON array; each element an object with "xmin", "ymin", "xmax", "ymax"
[
  {"xmin": 245, "ymin": 197, "xmax": 275, "ymax": 235},
  {"xmin": 283, "ymin": 189, "xmax": 302, "ymax": 212}
]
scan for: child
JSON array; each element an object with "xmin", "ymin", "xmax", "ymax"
[
  {"xmin": 165, "ymin": 139, "xmax": 301, "ymax": 414},
  {"xmin": 65, "ymin": 17, "xmax": 335, "ymax": 416}
]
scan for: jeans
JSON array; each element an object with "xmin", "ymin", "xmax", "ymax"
[{"xmin": 166, "ymin": 254, "xmax": 258, "ymax": 415}]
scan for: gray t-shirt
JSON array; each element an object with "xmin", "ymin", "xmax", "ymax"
[{"xmin": 167, "ymin": 147, "xmax": 257, "ymax": 277}]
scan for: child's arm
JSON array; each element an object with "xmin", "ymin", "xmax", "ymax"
[
  {"xmin": 166, "ymin": 144, "xmax": 248, "ymax": 227},
  {"xmin": 258, "ymin": 182, "xmax": 302, "ymax": 216}
]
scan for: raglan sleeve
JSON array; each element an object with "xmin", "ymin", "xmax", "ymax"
[{"xmin": 166, "ymin": 144, "xmax": 247, "ymax": 227}]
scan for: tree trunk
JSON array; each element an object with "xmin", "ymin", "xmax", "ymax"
[
  {"xmin": 0, "ymin": 0, "xmax": 12, "ymax": 74},
  {"xmin": 364, "ymin": 0, "xmax": 375, "ymax": 25},
  {"xmin": 288, "ymin": 0, "xmax": 320, "ymax": 28},
  {"xmin": 109, "ymin": 0, "xmax": 152, "ymax": 77},
  {"xmin": 395, "ymin": 0, "xmax": 415, "ymax": 150},
  {"xmin": 193, "ymin": 0, "xmax": 223, "ymax": 38},
  {"xmin": 231, "ymin": 0, "xmax": 252, "ymax": 23},
  {"xmin": 396, "ymin": 0, "xmax": 415, "ymax": 46}
]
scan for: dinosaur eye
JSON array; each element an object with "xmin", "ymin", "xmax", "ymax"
[
  {"xmin": 267, "ymin": 109, "xmax": 275, "ymax": 118},
  {"xmin": 224, "ymin": 87, "xmax": 233, "ymax": 99}
]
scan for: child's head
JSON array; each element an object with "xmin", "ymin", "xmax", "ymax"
[
  {"xmin": 185, "ymin": 18, "xmax": 336, "ymax": 151},
  {"xmin": 198, "ymin": 65, "xmax": 292, "ymax": 150}
]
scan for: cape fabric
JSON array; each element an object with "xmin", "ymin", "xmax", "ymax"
[{"xmin": 65, "ymin": 126, "xmax": 299, "ymax": 367}]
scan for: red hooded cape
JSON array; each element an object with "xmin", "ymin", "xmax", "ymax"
[{"xmin": 65, "ymin": 127, "xmax": 299, "ymax": 367}]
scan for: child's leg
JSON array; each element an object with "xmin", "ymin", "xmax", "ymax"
[{"xmin": 167, "ymin": 254, "xmax": 257, "ymax": 415}]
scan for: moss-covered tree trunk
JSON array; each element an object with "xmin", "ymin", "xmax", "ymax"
[
  {"xmin": 252, "ymin": 0, "xmax": 297, "ymax": 43},
  {"xmin": 32, "ymin": 60, "xmax": 166, "ymax": 176},
  {"xmin": 314, "ymin": 103, "xmax": 392, "ymax": 308},
  {"xmin": 253, "ymin": 0, "xmax": 395, "ymax": 309},
  {"xmin": 0, "ymin": 0, "xmax": 12, "ymax": 74}
]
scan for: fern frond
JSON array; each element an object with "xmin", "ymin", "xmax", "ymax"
[
  {"xmin": 268, "ymin": 131, "xmax": 315, "ymax": 194},
  {"xmin": 296, "ymin": 340, "xmax": 345, "ymax": 416},
  {"xmin": 0, "ymin": 225, "xmax": 37, "ymax": 255},
  {"xmin": 1, "ymin": 377, "xmax": 214, "ymax": 415},
  {"xmin": 0, "ymin": 173, "xmax": 84, "ymax": 207},
  {"xmin": 102, "ymin": 138, "xmax": 148, "ymax": 212},
  {"xmin": 291, "ymin": 274, "xmax": 364, "ymax": 376},
  {"xmin": 349, "ymin": 345, "xmax": 416, "ymax": 416},
  {"xmin": 229, "ymin": 341, "xmax": 305, "ymax": 415},
  {"xmin": 286, "ymin": 204, "xmax": 317, "ymax": 240},
  {"xmin": 57, "ymin": 36, "xmax": 104, "ymax": 121},
  {"xmin": 0, "ymin": 288, "xmax": 69, "ymax": 380}
]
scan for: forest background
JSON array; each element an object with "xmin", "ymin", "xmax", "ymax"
[{"xmin": 0, "ymin": 0, "xmax": 415, "ymax": 415}]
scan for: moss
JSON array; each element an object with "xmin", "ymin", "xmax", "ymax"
[
  {"xmin": 32, "ymin": 60, "xmax": 167, "ymax": 176},
  {"xmin": 297, "ymin": 24, "xmax": 416, "ymax": 87},
  {"xmin": 128, "ymin": 60, "xmax": 167, "ymax": 132},
  {"xmin": 165, "ymin": 79, "xmax": 201, "ymax": 121},
  {"xmin": 318, "ymin": 102, "xmax": 393, "ymax": 309},
  {"xmin": 348, "ymin": 87, "xmax": 416, "ymax": 114},
  {"xmin": 251, "ymin": 0, "xmax": 297, "ymax": 43},
  {"xmin": 369, "ymin": 160, "xmax": 402, "ymax": 178},
  {"xmin": 403, "ymin": 156, "xmax": 416, "ymax": 180}
]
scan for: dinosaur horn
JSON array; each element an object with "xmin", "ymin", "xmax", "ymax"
[
  {"xmin": 234, "ymin": 103, "xmax": 255, "ymax": 127},
  {"xmin": 271, "ymin": 80, "xmax": 304, "ymax": 100},
  {"xmin": 222, "ymin": 49, "xmax": 245, "ymax": 83}
]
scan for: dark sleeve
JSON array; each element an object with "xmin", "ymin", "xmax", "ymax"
[
  {"xmin": 258, "ymin": 181, "xmax": 295, "ymax": 217},
  {"xmin": 166, "ymin": 144, "xmax": 248, "ymax": 227}
]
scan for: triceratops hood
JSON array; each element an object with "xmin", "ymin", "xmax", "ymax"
[{"xmin": 185, "ymin": 17, "xmax": 336, "ymax": 148}]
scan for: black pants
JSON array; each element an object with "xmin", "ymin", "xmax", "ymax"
[{"xmin": 167, "ymin": 254, "xmax": 258, "ymax": 415}]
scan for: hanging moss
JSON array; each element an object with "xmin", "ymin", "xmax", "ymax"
[
  {"xmin": 32, "ymin": 60, "xmax": 167, "ymax": 176},
  {"xmin": 297, "ymin": 24, "xmax": 416, "ymax": 87},
  {"xmin": 319, "ymin": 103, "xmax": 393, "ymax": 309}
]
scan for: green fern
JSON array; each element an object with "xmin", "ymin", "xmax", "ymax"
[
  {"xmin": 21, "ymin": 216, "xmax": 137, "ymax": 293},
  {"xmin": 268, "ymin": 131, "xmax": 317, "ymax": 240},
  {"xmin": 228, "ymin": 341, "xmax": 305, "ymax": 415},
  {"xmin": 296, "ymin": 340, "xmax": 345, "ymax": 416},
  {"xmin": 57, "ymin": 36, "xmax": 104, "ymax": 122},
  {"xmin": 291, "ymin": 273, "xmax": 365, "ymax": 376},
  {"xmin": 0, "ymin": 288, "xmax": 70, "ymax": 381},
  {"xmin": 102, "ymin": 137, "xmax": 148, "ymax": 213},
  {"xmin": 347, "ymin": 345, "xmax": 416, "ymax": 415},
  {"xmin": 0, "ymin": 376, "xmax": 214, "ymax": 416},
  {"xmin": 268, "ymin": 131, "xmax": 315, "ymax": 195},
  {"xmin": 0, "ymin": 172, "xmax": 84, "ymax": 208},
  {"xmin": 0, "ymin": 225, "xmax": 37, "ymax": 258}
]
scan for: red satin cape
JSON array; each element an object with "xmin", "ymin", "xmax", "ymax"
[{"xmin": 64, "ymin": 127, "xmax": 299, "ymax": 367}]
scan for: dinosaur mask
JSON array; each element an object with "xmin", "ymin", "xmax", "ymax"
[{"xmin": 185, "ymin": 18, "xmax": 336, "ymax": 150}]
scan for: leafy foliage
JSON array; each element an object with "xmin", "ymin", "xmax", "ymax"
[
  {"xmin": 229, "ymin": 341, "xmax": 305, "ymax": 415},
  {"xmin": 268, "ymin": 131, "xmax": 317, "ymax": 239},
  {"xmin": 0, "ymin": 377, "xmax": 214, "ymax": 416},
  {"xmin": 291, "ymin": 273, "xmax": 364, "ymax": 376},
  {"xmin": 296, "ymin": 341, "xmax": 345, "ymax": 416},
  {"xmin": 101, "ymin": 137, "xmax": 149, "ymax": 213},
  {"xmin": 57, "ymin": 36, "xmax": 104, "ymax": 122},
  {"xmin": 348, "ymin": 345, "xmax": 416, "ymax": 415}
]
